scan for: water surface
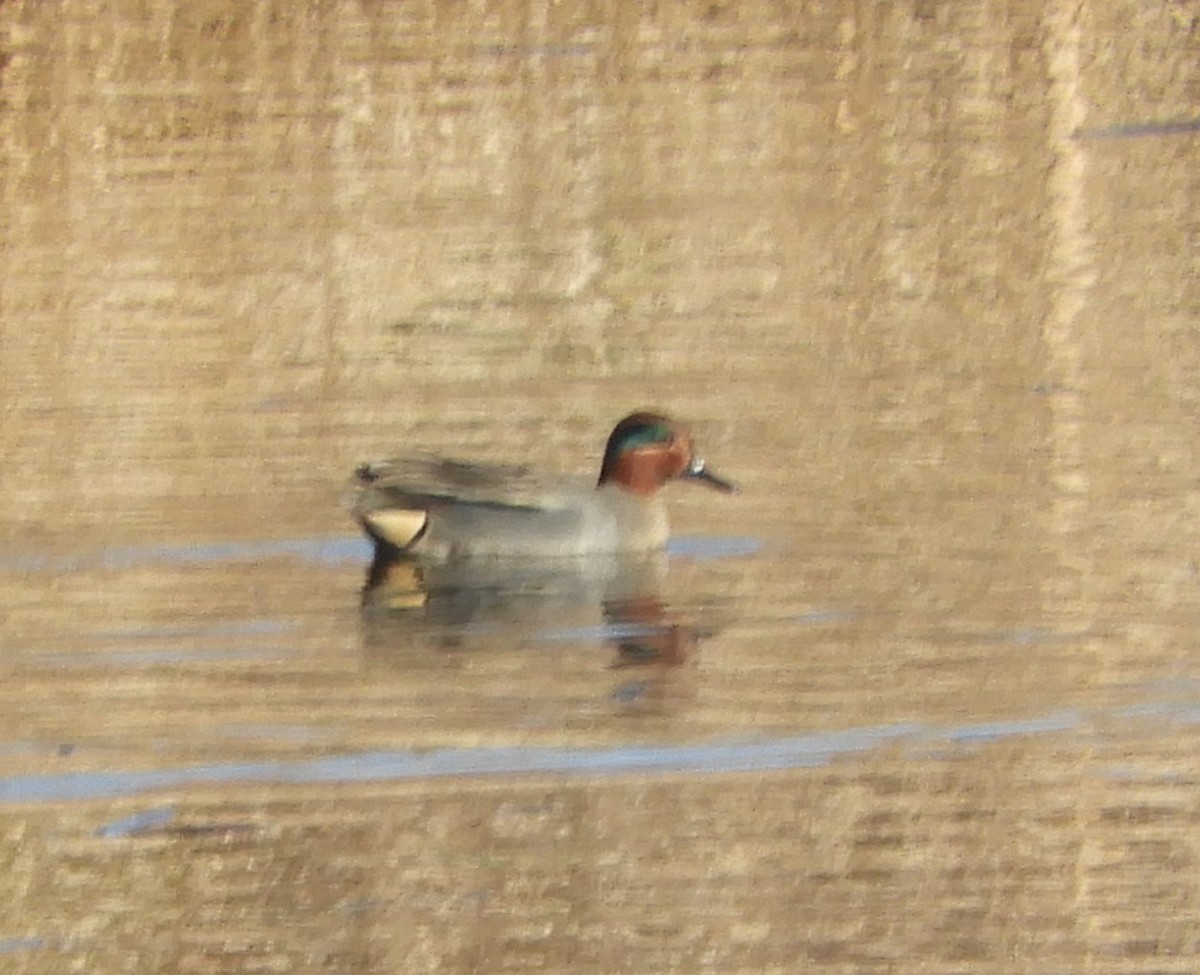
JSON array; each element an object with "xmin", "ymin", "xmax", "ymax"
[{"xmin": 2, "ymin": 1, "xmax": 1199, "ymax": 971}]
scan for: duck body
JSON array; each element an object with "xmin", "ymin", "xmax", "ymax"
[
  {"xmin": 354, "ymin": 460, "xmax": 669, "ymax": 560},
  {"xmin": 350, "ymin": 412, "xmax": 734, "ymax": 562}
]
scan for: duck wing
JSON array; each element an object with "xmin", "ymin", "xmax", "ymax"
[{"xmin": 351, "ymin": 455, "xmax": 588, "ymax": 513}]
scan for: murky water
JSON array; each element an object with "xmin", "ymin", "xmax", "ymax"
[{"xmin": 3, "ymin": 1, "xmax": 1200, "ymax": 971}]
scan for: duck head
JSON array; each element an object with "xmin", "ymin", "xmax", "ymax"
[{"xmin": 597, "ymin": 412, "xmax": 736, "ymax": 497}]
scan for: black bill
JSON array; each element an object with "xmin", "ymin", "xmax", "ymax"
[{"xmin": 682, "ymin": 456, "xmax": 737, "ymax": 493}]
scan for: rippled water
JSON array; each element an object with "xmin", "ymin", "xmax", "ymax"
[{"xmin": 3, "ymin": 1, "xmax": 1200, "ymax": 971}]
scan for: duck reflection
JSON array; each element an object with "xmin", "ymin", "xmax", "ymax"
[
  {"xmin": 603, "ymin": 595, "xmax": 699, "ymax": 669},
  {"xmin": 360, "ymin": 550, "xmax": 705, "ymax": 672}
]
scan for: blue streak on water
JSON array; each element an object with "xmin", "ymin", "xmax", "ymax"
[
  {"xmin": 1113, "ymin": 702, "xmax": 1200, "ymax": 724},
  {"xmin": 0, "ymin": 551, "xmax": 54, "ymax": 572},
  {"xmin": 28, "ymin": 646, "xmax": 293, "ymax": 669},
  {"xmin": 211, "ymin": 724, "xmax": 334, "ymax": 744},
  {"xmin": 536, "ymin": 623, "xmax": 666, "ymax": 644},
  {"xmin": 0, "ymin": 936, "xmax": 50, "ymax": 955},
  {"xmin": 0, "ymin": 537, "xmax": 370, "ymax": 574},
  {"xmin": 792, "ymin": 609, "xmax": 858, "ymax": 625},
  {"xmin": 979, "ymin": 627, "xmax": 1092, "ymax": 646},
  {"xmin": 0, "ymin": 731, "xmax": 906, "ymax": 804},
  {"xmin": 0, "ymin": 710, "xmax": 1117, "ymax": 805},
  {"xmin": 0, "ymin": 742, "xmax": 42, "ymax": 757},
  {"xmin": 1095, "ymin": 765, "xmax": 1187, "ymax": 784},
  {"xmin": 90, "ymin": 619, "xmax": 296, "ymax": 640},
  {"xmin": 96, "ymin": 805, "xmax": 176, "ymax": 838},
  {"xmin": 940, "ymin": 711, "xmax": 1082, "ymax": 743},
  {"xmin": 537, "ymin": 607, "xmax": 857, "ymax": 644},
  {"xmin": 96, "ymin": 537, "xmax": 370, "ymax": 569},
  {"xmin": 1074, "ymin": 117, "xmax": 1200, "ymax": 140},
  {"xmin": 2, "ymin": 534, "xmax": 758, "ymax": 574},
  {"xmin": 667, "ymin": 536, "xmax": 761, "ymax": 560},
  {"xmin": 1135, "ymin": 677, "xmax": 1200, "ymax": 695}
]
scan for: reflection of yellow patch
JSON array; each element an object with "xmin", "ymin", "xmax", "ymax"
[
  {"xmin": 365, "ymin": 508, "xmax": 427, "ymax": 547},
  {"xmin": 386, "ymin": 590, "xmax": 427, "ymax": 610},
  {"xmin": 380, "ymin": 560, "xmax": 427, "ymax": 610}
]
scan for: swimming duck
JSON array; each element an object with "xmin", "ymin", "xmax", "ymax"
[{"xmin": 350, "ymin": 411, "xmax": 735, "ymax": 561}]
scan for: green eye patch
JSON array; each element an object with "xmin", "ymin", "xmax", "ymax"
[{"xmin": 616, "ymin": 423, "xmax": 672, "ymax": 451}]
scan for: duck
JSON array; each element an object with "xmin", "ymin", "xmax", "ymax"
[{"xmin": 349, "ymin": 411, "xmax": 735, "ymax": 562}]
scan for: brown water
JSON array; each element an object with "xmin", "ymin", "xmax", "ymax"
[{"xmin": 3, "ymin": 1, "xmax": 1200, "ymax": 971}]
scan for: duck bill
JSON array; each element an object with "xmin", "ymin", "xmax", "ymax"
[{"xmin": 682, "ymin": 457, "xmax": 737, "ymax": 494}]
